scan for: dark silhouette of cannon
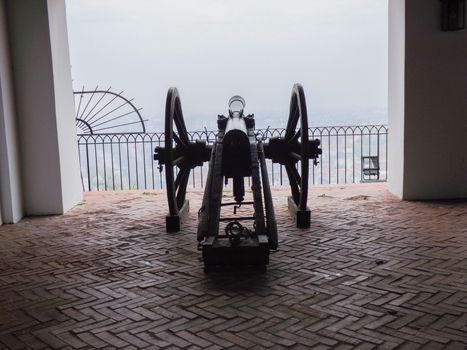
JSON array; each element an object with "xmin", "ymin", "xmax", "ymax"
[{"xmin": 154, "ymin": 84, "xmax": 321, "ymax": 269}]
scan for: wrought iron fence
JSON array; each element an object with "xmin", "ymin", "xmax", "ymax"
[{"xmin": 77, "ymin": 125, "xmax": 388, "ymax": 191}]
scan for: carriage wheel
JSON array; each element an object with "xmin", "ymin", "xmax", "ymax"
[
  {"xmin": 164, "ymin": 87, "xmax": 192, "ymax": 232},
  {"xmin": 284, "ymin": 84, "xmax": 310, "ymax": 227}
]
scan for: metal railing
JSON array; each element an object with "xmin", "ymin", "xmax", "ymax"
[{"xmin": 77, "ymin": 125, "xmax": 388, "ymax": 191}]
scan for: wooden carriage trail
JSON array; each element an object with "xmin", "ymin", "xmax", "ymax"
[{"xmin": 1, "ymin": 184, "xmax": 467, "ymax": 349}]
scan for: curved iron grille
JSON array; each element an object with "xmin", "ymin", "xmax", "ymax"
[{"xmin": 74, "ymin": 87, "xmax": 147, "ymax": 134}]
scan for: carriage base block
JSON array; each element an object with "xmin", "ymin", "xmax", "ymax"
[
  {"xmin": 288, "ymin": 196, "xmax": 311, "ymax": 228},
  {"xmin": 201, "ymin": 235, "xmax": 269, "ymax": 269},
  {"xmin": 165, "ymin": 200, "xmax": 189, "ymax": 233}
]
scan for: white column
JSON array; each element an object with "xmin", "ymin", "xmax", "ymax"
[
  {"xmin": 388, "ymin": 0, "xmax": 467, "ymax": 200},
  {"xmin": 6, "ymin": 0, "xmax": 82, "ymax": 215},
  {"xmin": 0, "ymin": 0, "xmax": 23, "ymax": 223},
  {"xmin": 388, "ymin": 0, "xmax": 406, "ymax": 198}
]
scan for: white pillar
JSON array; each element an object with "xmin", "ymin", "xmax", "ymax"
[
  {"xmin": 388, "ymin": 0, "xmax": 406, "ymax": 198},
  {"xmin": 6, "ymin": 0, "xmax": 82, "ymax": 215},
  {"xmin": 0, "ymin": 0, "xmax": 23, "ymax": 223},
  {"xmin": 389, "ymin": 0, "xmax": 467, "ymax": 200}
]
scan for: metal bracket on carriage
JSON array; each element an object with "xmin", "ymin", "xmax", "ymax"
[
  {"xmin": 154, "ymin": 140, "xmax": 211, "ymax": 169},
  {"xmin": 264, "ymin": 137, "xmax": 322, "ymax": 165}
]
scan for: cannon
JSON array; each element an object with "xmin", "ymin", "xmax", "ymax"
[{"xmin": 154, "ymin": 83, "xmax": 321, "ymax": 269}]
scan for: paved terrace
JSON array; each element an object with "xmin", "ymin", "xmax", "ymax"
[{"xmin": 1, "ymin": 184, "xmax": 467, "ymax": 349}]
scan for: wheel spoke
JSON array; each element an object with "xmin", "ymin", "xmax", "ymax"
[
  {"xmin": 173, "ymin": 156, "xmax": 184, "ymax": 167},
  {"xmin": 172, "ymin": 132, "xmax": 183, "ymax": 145},
  {"xmin": 174, "ymin": 118, "xmax": 189, "ymax": 145},
  {"xmin": 285, "ymin": 162, "xmax": 300, "ymax": 205},
  {"xmin": 287, "ymin": 161, "xmax": 302, "ymax": 186},
  {"xmin": 174, "ymin": 100, "xmax": 190, "ymax": 146},
  {"xmin": 285, "ymin": 98, "xmax": 300, "ymax": 140},
  {"xmin": 174, "ymin": 166, "xmax": 185, "ymax": 190},
  {"xmin": 287, "ymin": 129, "xmax": 301, "ymax": 145},
  {"xmin": 176, "ymin": 168, "xmax": 191, "ymax": 208},
  {"xmin": 289, "ymin": 152, "xmax": 302, "ymax": 161}
]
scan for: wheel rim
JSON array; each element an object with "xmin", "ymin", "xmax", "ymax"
[
  {"xmin": 284, "ymin": 83, "xmax": 309, "ymax": 211},
  {"xmin": 165, "ymin": 87, "xmax": 191, "ymax": 216}
]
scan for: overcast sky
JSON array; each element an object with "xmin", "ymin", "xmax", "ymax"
[{"xmin": 66, "ymin": 0, "xmax": 388, "ymax": 130}]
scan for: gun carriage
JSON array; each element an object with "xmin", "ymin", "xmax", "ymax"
[{"xmin": 154, "ymin": 83, "xmax": 321, "ymax": 269}]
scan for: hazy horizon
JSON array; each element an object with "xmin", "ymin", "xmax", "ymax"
[{"xmin": 66, "ymin": 0, "xmax": 388, "ymax": 131}]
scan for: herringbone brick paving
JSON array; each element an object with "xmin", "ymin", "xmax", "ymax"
[{"xmin": 1, "ymin": 184, "xmax": 467, "ymax": 349}]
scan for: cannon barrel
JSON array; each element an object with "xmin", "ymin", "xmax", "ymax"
[
  {"xmin": 222, "ymin": 116, "xmax": 251, "ymax": 178},
  {"xmin": 221, "ymin": 95, "xmax": 251, "ymax": 203}
]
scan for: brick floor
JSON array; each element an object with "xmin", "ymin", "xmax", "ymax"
[{"xmin": 1, "ymin": 184, "xmax": 467, "ymax": 349}]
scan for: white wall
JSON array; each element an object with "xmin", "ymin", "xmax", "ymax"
[
  {"xmin": 0, "ymin": 0, "xmax": 23, "ymax": 223},
  {"xmin": 5, "ymin": 0, "xmax": 82, "ymax": 215},
  {"xmin": 389, "ymin": 0, "xmax": 467, "ymax": 200}
]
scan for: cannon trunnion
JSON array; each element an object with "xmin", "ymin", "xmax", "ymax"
[{"xmin": 154, "ymin": 84, "xmax": 321, "ymax": 270}]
